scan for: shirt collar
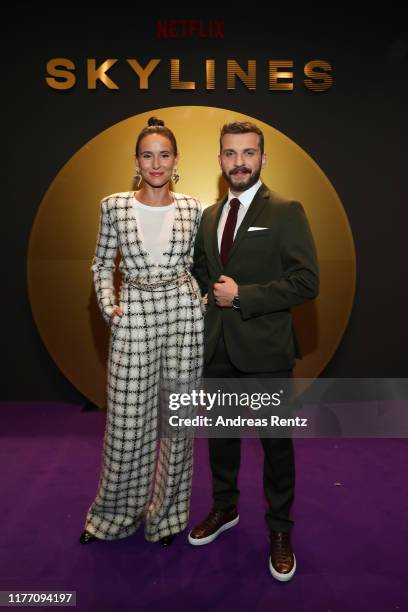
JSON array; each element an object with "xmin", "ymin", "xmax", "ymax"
[{"xmin": 226, "ymin": 179, "xmax": 263, "ymax": 209}]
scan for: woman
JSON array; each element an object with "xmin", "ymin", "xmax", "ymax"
[{"xmin": 80, "ymin": 117, "xmax": 204, "ymax": 546}]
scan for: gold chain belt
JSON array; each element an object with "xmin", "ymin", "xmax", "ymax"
[{"xmin": 126, "ymin": 272, "xmax": 193, "ymax": 292}]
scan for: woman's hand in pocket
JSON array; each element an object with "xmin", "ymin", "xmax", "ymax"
[{"xmin": 110, "ymin": 305, "xmax": 124, "ymax": 323}]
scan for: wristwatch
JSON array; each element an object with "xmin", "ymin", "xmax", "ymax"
[{"xmin": 232, "ymin": 295, "xmax": 240, "ymax": 310}]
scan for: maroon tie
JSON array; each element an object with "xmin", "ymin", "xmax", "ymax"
[{"xmin": 220, "ymin": 198, "xmax": 240, "ymax": 266}]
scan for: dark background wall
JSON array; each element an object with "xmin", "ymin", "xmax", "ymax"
[{"xmin": 2, "ymin": 8, "xmax": 407, "ymax": 401}]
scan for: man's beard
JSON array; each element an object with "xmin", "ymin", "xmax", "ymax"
[{"xmin": 222, "ymin": 164, "xmax": 262, "ymax": 193}]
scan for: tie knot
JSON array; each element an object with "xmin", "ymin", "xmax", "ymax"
[{"xmin": 229, "ymin": 198, "xmax": 240, "ymax": 211}]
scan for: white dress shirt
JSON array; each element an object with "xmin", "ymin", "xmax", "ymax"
[{"xmin": 217, "ymin": 179, "xmax": 263, "ymax": 250}]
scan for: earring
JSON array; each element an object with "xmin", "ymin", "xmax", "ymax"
[
  {"xmin": 171, "ymin": 168, "xmax": 180, "ymax": 184},
  {"xmin": 133, "ymin": 169, "xmax": 142, "ymax": 189}
]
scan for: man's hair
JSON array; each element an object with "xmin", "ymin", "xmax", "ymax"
[{"xmin": 220, "ymin": 121, "xmax": 264, "ymax": 154}]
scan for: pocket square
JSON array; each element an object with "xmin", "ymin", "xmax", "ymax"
[{"xmin": 248, "ymin": 226, "xmax": 269, "ymax": 231}]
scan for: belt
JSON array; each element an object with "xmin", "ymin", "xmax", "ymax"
[{"xmin": 126, "ymin": 271, "xmax": 195, "ymax": 294}]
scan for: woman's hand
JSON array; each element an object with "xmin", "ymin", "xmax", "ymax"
[{"xmin": 110, "ymin": 305, "xmax": 124, "ymax": 322}]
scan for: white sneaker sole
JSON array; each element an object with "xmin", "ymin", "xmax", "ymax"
[
  {"xmin": 269, "ymin": 554, "xmax": 296, "ymax": 582},
  {"xmin": 188, "ymin": 515, "xmax": 239, "ymax": 546}
]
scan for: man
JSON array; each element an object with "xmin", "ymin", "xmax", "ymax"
[{"xmin": 190, "ymin": 121, "xmax": 319, "ymax": 581}]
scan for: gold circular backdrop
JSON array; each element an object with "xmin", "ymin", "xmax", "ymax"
[{"xmin": 27, "ymin": 106, "xmax": 356, "ymax": 408}]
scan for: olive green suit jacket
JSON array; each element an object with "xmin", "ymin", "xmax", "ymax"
[{"xmin": 192, "ymin": 183, "xmax": 319, "ymax": 372}]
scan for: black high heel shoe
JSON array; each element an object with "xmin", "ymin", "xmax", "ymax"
[
  {"xmin": 159, "ymin": 534, "xmax": 176, "ymax": 546},
  {"xmin": 79, "ymin": 530, "xmax": 98, "ymax": 544}
]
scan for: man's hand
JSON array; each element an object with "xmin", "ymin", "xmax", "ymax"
[{"xmin": 213, "ymin": 275, "xmax": 238, "ymax": 307}]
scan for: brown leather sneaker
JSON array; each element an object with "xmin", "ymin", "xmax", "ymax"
[
  {"xmin": 269, "ymin": 530, "xmax": 296, "ymax": 581},
  {"xmin": 188, "ymin": 508, "xmax": 239, "ymax": 546}
]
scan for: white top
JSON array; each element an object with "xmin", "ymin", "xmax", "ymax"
[
  {"xmin": 133, "ymin": 196, "xmax": 176, "ymax": 265},
  {"xmin": 217, "ymin": 179, "xmax": 263, "ymax": 250}
]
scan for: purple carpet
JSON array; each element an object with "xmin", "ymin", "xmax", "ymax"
[{"xmin": 0, "ymin": 402, "xmax": 407, "ymax": 612}]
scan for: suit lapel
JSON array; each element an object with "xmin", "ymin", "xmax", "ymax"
[
  {"xmin": 205, "ymin": 184, "xmax": 271, "ymax": 270},
  {"xmin": 227, "ymin": 184, "xmax": 270, "ymax": 262},
  {"xmin": 206, "ymin": 195, "xmax": 227, "ymax": 271}
]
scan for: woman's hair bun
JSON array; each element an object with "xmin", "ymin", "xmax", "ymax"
[{"xmin": 147, "ymin": 116, "xmax": 165, "ymax": 127}]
